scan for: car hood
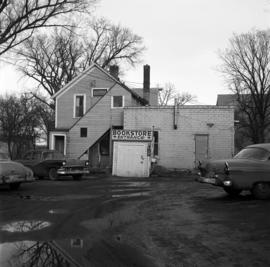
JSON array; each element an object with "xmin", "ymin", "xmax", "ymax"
[
  {"xmin": 201, "ymin": 158, "xmax": 257, "ymax": 173},
  {"xmin": 0, "ymin": 160, "xmax": 30, "ymax": 176},
  {"xmin": 65, "ymin": 159, "xmax": 87, "ymax": 167}
]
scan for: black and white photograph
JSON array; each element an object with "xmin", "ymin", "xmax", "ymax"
[{"xmin": 0, "ymin": 0, "xmax": 270, "ymax": 266}]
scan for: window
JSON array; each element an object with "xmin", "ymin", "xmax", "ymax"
[
  {"xmin": 80, "ymin": 128, "xmax": 87, "ymax": 138},
  {"xmin": 74, "ymin": 95, "xmax": 85, "ymax": 117},
  {"xmin": 153, "ymin": 131, "xmax": 159, "ymax": 156},
  {"xmin": 111, "ymin": 96, "xmax": 124, "ymax": 108},
  {"xmin": 32, "ymin": 151, "xmax": 42, "ymax": 160},
  {"xmin": 43, "ymin": 151, "xmax": 64, "ymax": 160},
  {"xmin": 92, "ymin": 88, "xmax": 108, "ymax": 97}
]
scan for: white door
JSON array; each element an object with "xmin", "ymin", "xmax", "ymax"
[{"xmin": 113, "ymin": 142, "xmax": 150, "ymax": 177}]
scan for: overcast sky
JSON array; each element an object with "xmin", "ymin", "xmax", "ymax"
[{"xmin": 1, "ymin": 0, "xmax": 270, "ymax": 104}]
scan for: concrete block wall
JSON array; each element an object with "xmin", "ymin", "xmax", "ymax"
[{"xmin": 124, "ymin": 106, "xmax": 234, "ymax": 169}]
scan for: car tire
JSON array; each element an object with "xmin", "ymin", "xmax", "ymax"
[
  {"xmin": 223, "ymin": 187, "xmax": 242, "ymax": 196},
  {"xmin": 9, "ymin": 183, "xmax": 21, "ymax": 190},
  {"xmin": 48, "ymin": 168, "xmax": 58, "ymax": 180},
  {"xmin": 72, "ymin": 175, "xmax": 82, "ymax": 181},
  {"xmin": 252, "ymin": 182, "xmax": 270, "ymax": 200}
]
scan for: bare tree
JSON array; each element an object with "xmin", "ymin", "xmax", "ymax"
[
  {"xmin": 0, "ymin": 0, "xmax": 96, "ymax": 56},
  {"xmin": 84, "ymin": 18, "xmax": 145, "ymax": 68},
  {"xmin": 220, "ymin": 30, "xmax": 270, "ymax": 143},
  {"xmin": 0, "ymin": 94, "xmax": 42, "ymax": 158},
  {"xmin": 158, "ymin": 82, "xmax": 196, "ymax": 106},
  {"xmin": 18, "ymin": 30, "xmax": 83, "ymax": 97},
  {"xmin": 17, "ymin": 18, "xmax": 145, "ymax": 98}
]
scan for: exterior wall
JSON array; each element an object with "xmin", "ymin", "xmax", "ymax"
[
  {"xmin": 67, "ymin": 84, "xmax": 134, "ymax": 159},
  {"xmin": 55, "ymin": 67, "xmax": 115, "ymax": 129},
  {"xmin": 124, "ymin": 106, "xmax": 234, "ymax": 169}
]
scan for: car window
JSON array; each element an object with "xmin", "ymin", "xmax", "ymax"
[
  {"xmin": 234, "ymin": 147, "xmax": 270, "ymax": 161},
  {"xmin": 43, "ymin": 151, "xmax": 64, "ymax": 160},
  {"xmin": 0, "ymin": 153, "xmax": 9, "ymax": 160},
  {"xmin": 32, "ymin": 151, "xmax": 42, "ymax": 160},
  {"xmin": 24, "ymin": 152, "xmax": 33, "ymax": 160}
]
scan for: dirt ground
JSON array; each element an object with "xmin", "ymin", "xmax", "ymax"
[{"xmin": 0, "ymin": 174, "xmax": 270, "ymax": 267}]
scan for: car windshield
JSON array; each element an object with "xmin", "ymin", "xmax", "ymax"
[
  {"xmin": 43, "ymin": 151, "xmax": 64, "ymax": 160},
  {"xmin": 234, "ymin": 147, "xmax": 270, "ymax": 161},
  {"xmin": 0, "ymin": 152, "xmax": 9, "ymax": 160}
]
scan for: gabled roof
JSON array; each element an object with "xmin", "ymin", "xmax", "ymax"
[{"xmin": 52, "ymin": 62, "xmax": 148, "ymax": 105}]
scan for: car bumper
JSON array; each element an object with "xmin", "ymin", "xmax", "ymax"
[
  {"xmin": 57, "ymin": 168, "xmax": 90, "ymax": 176},
  {"xmin": 195, "ymin": 176, "xmax": 225, "ymax": 186},
  {"xmin": 0, "ymin": 175, "xmax": 35, "ymax": 184}
]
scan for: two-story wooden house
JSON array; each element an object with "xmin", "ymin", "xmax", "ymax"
[{"xmin": 49, "ymin": 63, "xmax": 159, "ymax": 171}]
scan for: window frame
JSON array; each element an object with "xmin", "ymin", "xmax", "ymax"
[
  {"xmin": 50, "ymin": 133, "xmax": 67, "ymax": 155},
  {"xmin": 73, "ymin": 94, "xmax": 86, "ymax": 118},
  {"xmin": 111, "ymin": 95, "xmax": 125, "ymax": 108},
  {"xmin": 80, "ymin": 127, "xmax": 88, "ymax": 138},
  {"xmin": 92, "ymin": 88, "xmax": 108, "ymax": 97}
]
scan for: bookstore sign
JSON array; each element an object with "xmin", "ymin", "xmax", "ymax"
[{"xmin": 112, "ymin": 129, "xmax": 153, "ymax": 141}]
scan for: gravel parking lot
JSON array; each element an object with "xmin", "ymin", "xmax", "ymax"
[{"xmin": 0, "ymin": 174, "xmax": 270, "ymax": 266}]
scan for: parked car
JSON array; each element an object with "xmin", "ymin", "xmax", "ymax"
[
  {"xmin": 18, "ymin": 149, "xmax": 89, "ymax": 180},
  {"xmin": 196, "ymin": 143, "xmax": 270, "ymax": 199},
  {"xmin": 0, "ymin": 152, "xmax": 34, "ymax": 189},
  {"xmin": 57, "ymin": 159, "xmax": 90, "ymax": 180}
]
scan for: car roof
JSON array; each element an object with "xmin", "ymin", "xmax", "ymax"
[
  {"xmin": 25, "ymin": 149, "xmax": 58, "ymax": 153},
  {"xmin": 247, "ymin": 143, "xmax": 270, "ymax": 152}
]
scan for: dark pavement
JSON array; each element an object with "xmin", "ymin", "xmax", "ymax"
[{"xmin": 0, "ymin": 174, "xmax": 270, "ymax": 266}]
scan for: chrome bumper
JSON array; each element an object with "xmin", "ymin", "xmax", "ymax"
[
  {"xmin": 1, "ymin": 175, "xmax": 35, "ymax": 184},
  {"xmin": 196, "ymin": 176, "xmax": 232, "ymax": 187},
  {"xmin": 196, "ymin": 175, "xmax": 228, "ymax": 186},
  {"xmin": 57, "ymin": 168, "xmax": 89, "ymax": 176}
]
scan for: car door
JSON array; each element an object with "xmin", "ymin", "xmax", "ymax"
[
  {"xmin": 232, "ymin": 159, "xmax": 270, "ymax": 188},
  {"xmin": 31, "ymin": 151, "xmax": 45, "ymax": 176},
  {"xmin": 42, "ymin": 151, "xmax": 65, "ymax": 170}
]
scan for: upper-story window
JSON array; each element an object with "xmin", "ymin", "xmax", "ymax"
[
  {"xmin": 74, "ymin": 94, "xmax": 85, "ymax": 118},
  {"xmin": 111, "ymin": 96, "xmax": 124, "ymax": 108},
  {"xmin": 92, "ymin": 88, "xmax": 108, "ymax": 97}
]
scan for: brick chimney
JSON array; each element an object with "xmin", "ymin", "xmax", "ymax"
[
  {"xmin": 143, "ymin": 65, "xmax": 150, "ymax": 104},
  {"xmin": 109, "ymin": 65, "xmax": 119, "ymax": 79}
]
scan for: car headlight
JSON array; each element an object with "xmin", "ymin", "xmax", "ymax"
[{"xmin": 223, "ymin": 180, "xmax": 232, "ymax": 186}]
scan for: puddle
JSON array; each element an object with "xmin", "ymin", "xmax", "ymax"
[
  {"xmin": 0, "ymin": 237, "xmax": 156, "ymax": 267},
  {"xmin": 1, "ymin": 220, "xmax": 51, "ymax": 233},
  {"xmin": 0, "ymin": 240, "xmax": 78, "ymax": 267},
  {"xmin": 112, "ymin": 191, "xmax": 151, "ymax": 198},
  {"xmin": 48, "ymin": 209, "xmax": 68, "ymax": 214}
]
